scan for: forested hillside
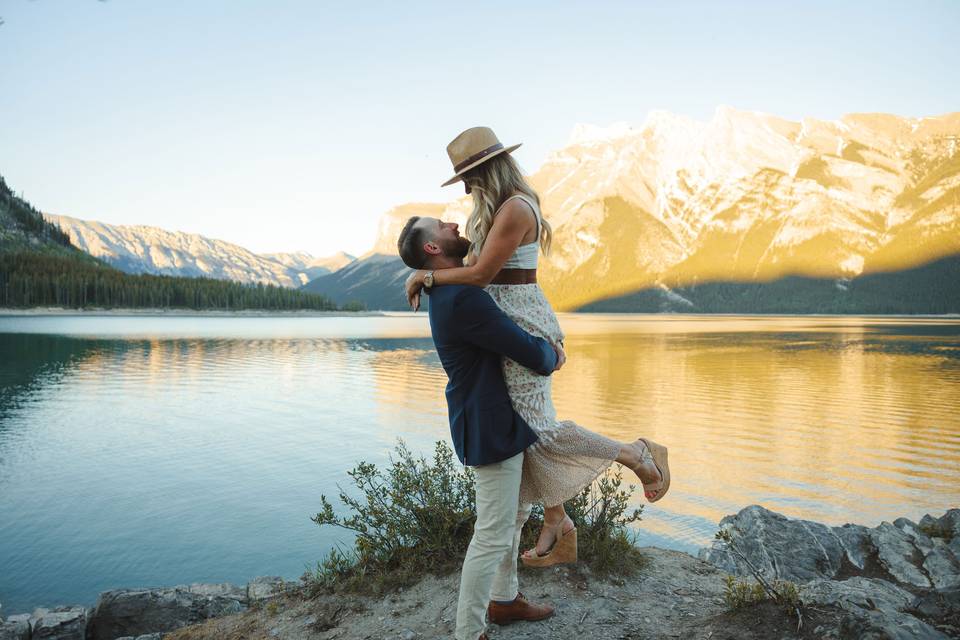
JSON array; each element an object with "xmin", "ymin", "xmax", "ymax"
[
  {"xmin": 0, "ymin": 175, "xmax": 75, "ymax": 254},
  {"xmin": 0, "ymin": 175, "xmax": 338, "ymax": 310},
  {"xmin": 579, "ymin": 253, "xmax": 960, "ymax": 314}
]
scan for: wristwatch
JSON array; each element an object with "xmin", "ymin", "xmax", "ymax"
[{"xmin": 423, "ymin": 271, "xmax": 435, "ymax": 289}]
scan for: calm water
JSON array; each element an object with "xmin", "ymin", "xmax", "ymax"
[{"xmin": 1, "ymin": 313, "xmax": 959, "ymax": 614}]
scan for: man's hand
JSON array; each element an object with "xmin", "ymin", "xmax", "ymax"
[
  {"xmin": 552, "ymin": 341, "xmax": 566, "ymax": 372},
  {"xmin": 405, "ymin": 270, "xmax": 426, "ymax": 311}
]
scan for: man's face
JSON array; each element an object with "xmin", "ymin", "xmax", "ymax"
[{"xmin": 416, "ymin": 217, "xmax": 470, "ymax": 263}]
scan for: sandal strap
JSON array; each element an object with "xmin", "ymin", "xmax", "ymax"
[
  {"xmin": 543, "ymin": 515, "xmax": 574, "ymax": 531},
  {"xmin": 632, "ymin": 440, "xmax": 664, "ymax": 493},
  {"xmin": 637, "ymin": 440, "xmax": 654, "ymax": 463},
  {"xmin": 527, "ymin": 517, "xmax": 575, "ymax": 557}
]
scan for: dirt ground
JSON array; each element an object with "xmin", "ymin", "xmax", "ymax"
[{"xmin": 164, "ymin": 547, "xmax": 836, "ymax": 640}]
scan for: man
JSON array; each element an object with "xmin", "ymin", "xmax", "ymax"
[{"xmin": 397, "ymin": 215, "xmax": 563, "ymax": 640}]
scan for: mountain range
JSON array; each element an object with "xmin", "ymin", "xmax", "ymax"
[
  {"xmin": 306, "ymin": 106, "xmax": 960, "ymax": 312},
  {"xmin": 23, "ymin": 105, "xmax": 960, "ymax": 312},
  {"xmin": 43, "ymin": 214, "xmax": 354, "ymax": 289},
  {"xmin": 0, "ymin": 177, "xmax": 338, "ymax": 310}
]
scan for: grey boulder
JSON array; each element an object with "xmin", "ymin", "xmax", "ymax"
[
  {"xmin": 698, "ymin": 505, "xmax": 846, "ymax": 582},
  {"xmin": 0, "ymin": 619, "xmax": 30, "ymax": 640},
  {"xmin": 699, "ymin": 506, "xmax": 960, "ymax": 591},
  {"xmin": 700, "ymin": 506, "xmax": 960, "ymax": 638},
  {"xmin": 922, "ymin": 543, "xmax": 960, "ymax": 590},
  {"xmin": 181, "ymin": 581, "xmax": 248, "ymax": 604},
  {"xmin": 802, "ymin": 577, "xmax": 947, "ymax": 639},
  {"xmin": 910, "ymin": 586, "xmax": 960, "ymax": 625},
  {"xmin": 835, "ymin": 522, "xmax": 872, "ymax": 570},
  {"xmin": 870, "ymin": 521, "xmax": 933, "ymax": 588},
  {"xmin": 85, "ymin": 586, "xmax": 244, "ymax": 640},
  {"xmin": 247, "ymin": 576, "xmax": 302, "ymax": 602},
  {"xmin": 28, "ymin": 606, "xmax": 88, "ymax": 640},
  {"xmin": 919, "ymin": 510, "xmax": 960, "ymax": 540}
]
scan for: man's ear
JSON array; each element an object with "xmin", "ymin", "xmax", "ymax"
[{"xmin": 423, "ymin": 241, "xmax": 442, "ymax": 256}]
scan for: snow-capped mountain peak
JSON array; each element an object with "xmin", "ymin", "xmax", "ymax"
[
  {"xmin": 44, "ymin": 214, "xmax": 355, "ymax": 287},
  {"xmin": 354, "ymin": 106, "xmax": 960, "ymax": 310}
]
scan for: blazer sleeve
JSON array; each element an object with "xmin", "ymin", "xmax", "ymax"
[{"xmin": 453, "ymin": 287, "xmax": 558, "ymax": 376}]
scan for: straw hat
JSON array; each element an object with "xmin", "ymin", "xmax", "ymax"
[{"xmin": 441, "ymin": 126, "xmax": 521, "ymax": 187}]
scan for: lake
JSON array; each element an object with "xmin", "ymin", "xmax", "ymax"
[{"xmin": 1, "ymin": 313, "xmax": 958, "ymax": 615}]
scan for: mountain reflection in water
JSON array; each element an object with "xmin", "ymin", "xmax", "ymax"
[{"xmin": 0, "ymin": 314, "xmax": 957, "ymax": 614}]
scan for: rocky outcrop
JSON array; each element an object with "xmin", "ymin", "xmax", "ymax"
[
  {"xmin": 246, "ymin": 576, "xmax": 298, "ymax": 603},
  {"xmin": 5, "ymin": 508, "xmax": 958, "ymax": 639},
  {"xmin": 699, "ymin": 505, "xmax": 960, "ymax": 638},
  {"xmin": 699, "ymin": 505, "xmax": 850, "ymax": 582},
  {"xmin": 25, "ymin": 606, "xmax": 87, "ymax": 640},
  {"xmin": 84, "ymin": 585, "xmax": 244, "ymax": 640},
  {"xmin": 802, "ymin": 577, "xmax": 945, "ymax": 639},
  {"xmin": 1, "ymin": 576, "xmax": 303, "ymax": 640},
  {"xmin": 699, "ymin": 506, "xmax": 960, "ymax": 588},
  {"xmin": 0, "ymin": 606, "xmax": 87, "ymax": 640},
  {"xmin": 0, "ymin": 616, "xmax": 31, "ymax": 640}
]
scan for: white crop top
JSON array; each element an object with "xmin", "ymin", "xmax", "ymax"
[{"xmin": 492, "ymin": 194, "xmax": 541, "ymax": 269}]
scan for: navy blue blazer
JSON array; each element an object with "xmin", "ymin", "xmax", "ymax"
[{"xmin": 427, "ymin": 284, "xmax": 558, "ymax": 467}]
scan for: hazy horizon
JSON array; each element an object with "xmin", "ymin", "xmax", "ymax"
[{"xmin": 2, "ymin": 1, "xmax": 958, "ymax": 257}]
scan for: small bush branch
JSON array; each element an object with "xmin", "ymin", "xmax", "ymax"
[{"xmin": 715, "ymin": 528, "xmax": 804, "ymax": 630}]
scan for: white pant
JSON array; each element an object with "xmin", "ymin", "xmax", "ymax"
[{"xmin": 454, "ymin": 450, "xmax": 533, "ymax": 640}]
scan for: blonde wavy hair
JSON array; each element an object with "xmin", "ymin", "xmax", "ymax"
[{"xmin": 461, "ymin": 153, "xmax": 552, "ymax": 259}]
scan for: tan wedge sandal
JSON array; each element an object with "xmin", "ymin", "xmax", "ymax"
[
  {"xmin": 520, "ymin": 517, "xmax": 578, "ymax": 568},
  {"xmin": 631, "ymin": 438, "xmax": 671, "ymax": 503}
]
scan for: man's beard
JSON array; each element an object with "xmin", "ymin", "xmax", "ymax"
[{"xmin": 443, "ymin": 236, "xmax": 471, "ymax": 260}]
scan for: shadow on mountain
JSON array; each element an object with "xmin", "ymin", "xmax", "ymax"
[
  {"xmin": 0, "ymin": 334, "xmax": 102, "ymax": 424},
  {"xmin": 302, "ymin": 254, "xmax": 413, "ymax": 311},
  {"xmin": 577, "ymin": 252, "xmax": 960, "ymax": 314}
]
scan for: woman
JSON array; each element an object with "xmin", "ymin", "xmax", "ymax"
[{"xmin": 404, "ymin": 126, "xmax": 671, "ymax": 566}]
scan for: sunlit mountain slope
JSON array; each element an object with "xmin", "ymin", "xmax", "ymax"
[
  {"xmin": 325, "ymin": 107, "xmax": 959, "ymax": 311},
  {"xmin": 45, "ymin": 214, "xmax": 352, "ymax": 288}
]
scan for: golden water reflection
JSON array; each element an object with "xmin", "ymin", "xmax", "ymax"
[
  {"xmin": 555, "ymin": 317, "xmax": 960, "ymax": 548},
  {"xmin": 2, "ymin": 315, "xmax": 956, "ymax": 562},
  {"xmin": 371, "ymin": 315, "xmax": 960, "ymax": 550}
]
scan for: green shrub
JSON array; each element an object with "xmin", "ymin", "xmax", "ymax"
[
  {"xmin": 306, "ymin": 440, "xmax": 647, "ymax": 595},
  {"xmin": 724, "ymin": 574, "xmax": 767, "ymax": 609},
  {"xmin": 723, "ymin": 575, "xmax": 801, "ymax": 613},
  {"xmin": 307, "ymin": 439, "xmax": 476, "ymax": 595}
]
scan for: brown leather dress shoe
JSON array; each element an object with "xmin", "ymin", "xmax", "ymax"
[{"xmin": 487, "ymin": 591, "xmax": 555, "ymax": 625}]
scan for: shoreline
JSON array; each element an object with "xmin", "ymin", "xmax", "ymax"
[
  {"xmin": 0, "ymin": 307, "xmax": 386, "ymax": 318},
  {"xmin": 1, "ymin": 307, "xmax": 958, "ymax": 319},
  {"xmin": 3, "ymin": 506, "xmax": 957, "ymax": 639}
]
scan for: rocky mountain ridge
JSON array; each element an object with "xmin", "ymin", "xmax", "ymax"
[
  {"xmin": 260, "ymin": 250, "xmax": 355, "ymax": 281},
  {"xmin": 44, "ymin": 214, "xmax": 354, "ymax": 289},
  {"xmin": 317, "ymin": 106, "xmax": 960, "ymax": 311},
  {"xmin": 532, "ymin": 106, "xmax": 960, "ymax": 309}
]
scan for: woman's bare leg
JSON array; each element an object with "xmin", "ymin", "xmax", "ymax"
[
  {"xmin": 523, "ymin": 503, "xmax": 574, "ymax": 558},
  {"xmin": 523, "ymin": 439, "xmax": 665, "ymax": 557}
]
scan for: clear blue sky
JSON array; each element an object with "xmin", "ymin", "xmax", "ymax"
[{"xmin": 1, "ymin": 1, "xmax": 957, "ymax": 257}]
